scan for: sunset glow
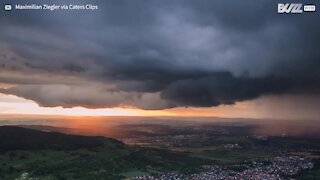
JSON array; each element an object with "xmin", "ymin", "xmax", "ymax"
[
  {"xmin": 0, "ymin": 93, "xmax": 173, "ymax": 117},
  {"xmin": 2, "ymin": 92, "xmax": 320, "ymax": 120}
]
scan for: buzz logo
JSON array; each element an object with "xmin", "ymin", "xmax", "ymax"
[{"xmin": 278, "ymin": 3, "xmax": 303, "ymax": 13}]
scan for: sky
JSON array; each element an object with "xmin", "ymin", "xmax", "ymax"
[{"xmin": 0, "ymin": 0, "xmax": 320, "ymax": 119}]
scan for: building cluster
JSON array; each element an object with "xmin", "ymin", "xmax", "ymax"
[
  {"xmin": 133, "ymin": 156, "xmax": 314, "ymax": 180},
  {"xmin": 223, "ymin": 143, "xmax": 241, "ymax": 149}
]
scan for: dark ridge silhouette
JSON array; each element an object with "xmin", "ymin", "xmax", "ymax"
[{"xmin": 0, "ymin": 126, "xmax": 123, "ymax": 151}]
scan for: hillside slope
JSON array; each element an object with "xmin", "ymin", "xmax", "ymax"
[{"xmin": 0, "ymin": 126, "xmax": 209, "ymax": 180}]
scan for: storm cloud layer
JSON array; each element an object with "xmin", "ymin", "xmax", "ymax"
[{"xmin": 0, "ymin": 0, "xmax": 319, "ymax": 109}]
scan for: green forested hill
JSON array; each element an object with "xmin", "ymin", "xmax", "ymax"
[{"xmin": 0, "ymin": 126, "xmax": 209, "ymax": 180}]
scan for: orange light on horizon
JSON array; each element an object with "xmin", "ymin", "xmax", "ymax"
[
  {"xmin": 0, "ymin": 93, "xmax": 175, "ymax": 117},
  {"xmin": 0, "ymin": 92, "xmax": 254, "ymax": 118},
  {"xmin": 4, "ymin": 92, "xmax": 316, "ymax": 120}
]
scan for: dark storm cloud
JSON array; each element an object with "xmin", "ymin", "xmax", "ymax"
[
  {"xmin": 0, "ymin": 0, "xmax": 319, "ymax": 109},
  {"xmin": 161, "ymin": 73, "xmax": 320, "ymax": 107},
  {"xmin": 161, "ymin": 72, "xmax": 290, "ymax": 107}
]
